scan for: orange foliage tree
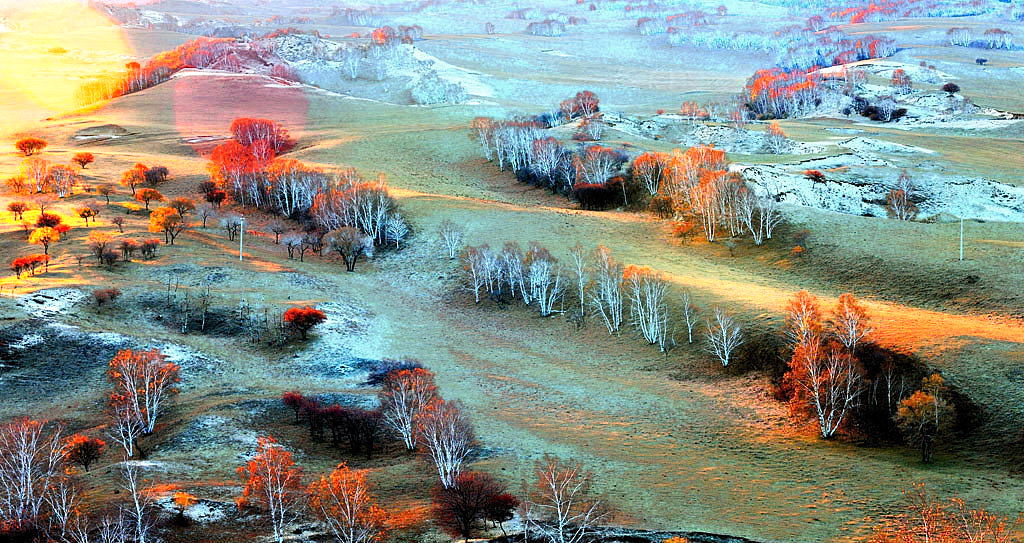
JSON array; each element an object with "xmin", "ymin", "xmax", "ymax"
[
  {"xmin": 28, "ymin": 227, "xmax": 60, "ymax": 255},
  {"xmin": 15, "ymin": 137, "xmax": 47, "ymax": 156},
  {"xmin": 869, "ymin": 483, "xmax": 1020, "ymax": 542},
  {"xmin": 237, "ymin": 436, "xmax": 304, "ymax": 543},
  {"xmin": 134, "ymin": 188, "xmax": 164, "ymax": 210},
  {"xmin": 72, "ymin": 152, "xmax": 95, "ymax": 169},
  {"xmin": 283, "ymin": 306, "xmax": 327, "ymax": 339},
  {"xmin": 307, "ymin": 463, "xmax": 388, "ymax": 543},
  {"xmin": 148, "ymin": 206, "xmax": 188, "ymax": 245},
  {"xmin": 120, "ymin": 164, "xmax": 147, "ymax": 196},
  {"xmin": 107, "ymin": 349, "xmax": 181, "ymax": 435},
  {"xmin": 895, "ymin": 375, "xmax": 953, "ymax": 463}
]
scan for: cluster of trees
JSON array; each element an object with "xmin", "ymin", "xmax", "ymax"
[
  {"xmin": 7, "ymin": 138, "xmax": 97, "ymax": 199},
  {"xmin": 632, "ymin": 146, "xmax": 782, "ymax": 244},
  {"xmin": 83, "ymin": 231, "xmax": 162, "ymax": 268},
  {"xmin": 280, "ymin": 392, "xmax": 387, "ymax": 459},
  {"xmin": 885, "ymin": 170, "xmax": 919, "ymax": 221},
  {"xmin": 461, "ymin": 241, "xmax": 566, "ymax": 317},
  {"xmin": 947, "ymin": 27, "xmax": 1015, "ymax": 49},
  {"xmin": 267, "ymin": 359, "xmax": 606, "ymax": 543},
  {"xmin": 460, "ymin": 242, "xmax": 742, "ymax": 361},
  {"xmin": 0, "ymin": 348, "xmax": 185, "ymax": 540},
  {"xmin": 830, "ymin": 0, "xmax": 995, "ymax": 24},
  {"xmin": 471, "ymin": 91, "xmax": 782, "ymax": 244},
  {"xmin": 10, "ymin": 254, "xmax": 51, "ymax": 278},
  {"xmin": 204, "ymin": 119, "xmax": 407, "ymax": 265},
  {"xmin": 75, "ymin": 37, "xmax": 238, "ymax": 105},
  {"xmin": 106, "ymin": 349, "xmax": 182, "ymax": 458},
  {"xmin": 778, "ymin": 291, "xmax": 958, "ymax": 462},
  {"xmin": 869, "ymin": 483, "xmax": 1020, "ymax": 542}
]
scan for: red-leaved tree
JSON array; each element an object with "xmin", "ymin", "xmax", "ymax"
[{"xmin": 283, "ymin": 306, "xmax": 327, "ymax": 339}]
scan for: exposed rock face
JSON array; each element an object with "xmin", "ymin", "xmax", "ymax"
[{"xmin": 738, "ymin": 145, "xmax": 1024, "ymax": 221}]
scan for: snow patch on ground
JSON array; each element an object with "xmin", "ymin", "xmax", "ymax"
[
  {"xmin": 836, "ymin": 137, "xmax": 936, "ymax": 155},
  {"xmin": 7, "ymin": 334, "xmax": 43, "ymax": 350},
  {"xmin": 155, "ymin": 497, "xmax": 231, "ymax": 523},
  {"xmin": 410, "ymin": 48, "xmax": 494, "ymax": 97},
  {"xmin": 15, "ymin": 288, "xmax": 86, "ymax": 318},
  {"xmin": 741, "ymin": 162, "xmax": 1024, "ymax": 222}
]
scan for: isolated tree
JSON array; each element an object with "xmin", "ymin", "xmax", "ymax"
[
  {"xmin": 705, "ymin": 307, "xmax": 743, "ymax": 366},
  {"xmin": 169, "ymin": 197, "xmax": 195, "ymax": 217},
  {"xmin": 63, "ymin": 434, "xmax": 106, "ymax": 472},
  {"xmin": 680, "ymin": 292, "xmax": 699, "ymax": 344},
  {"xmin": 379, "ymin": 368, "xmax": 438, "ymax": 450},
  {"xmin": 94, "ymin": 287, "xmax": 123, "ymax": 305},
  {"xmin": 895, "ymin": 374, "xmax": 953, "ymax": 463},
  {"xmin": 107, "ymin": 348, "xmax": 181, "ymax": 435},
  {"xmin": 568, "ymin": 243, "xmax": 589, "ymax": 321},
  {"xmin": 432, "ymin": 471, "xmax": 514, "ymax": 540},
  {"xmin": 111, "ymin": 216, "xmax": 126, "ymax": 233},
  {"xmin": 523, "ymin": 456, "xmax": 605, "ymax": 543},
  {"xmin": 0, "ymin": 418, "xmax": 65, "ymax": 526},
  {"xmin": 417, "ymin": 399, "xmax": 475, "ymax": 488},
  {"xmin": 308, "ymin": 463, "xmax": 388, "ymax": 543},
  {"xmin": 72, "ymin": 152, "xmax": 95, "ymax": 169},
  {"xmin": 87, "ymin": 231, "xmax": 114, "ymax": 260},
  {"xmin": 16, "ymin": 137, "xmax": 47, "ymax": 156},
  {"xmin": 196, "ymin": 203, "xmax": 216, "ymax": 228},
  {"xmin": 29, "ymin": 227, "xmax": 60, "ymax": 255},
  {"xmin": 16, "ymin": 136, "xmax": 48, "ymax": 155},
  {"xmin": 173, "ymin": 491, "xmax": 198, "ymax": 524},
  {"xmin": 438, "ymin": 219, "xmax": 464, "ymax": 259},
  {"xmin": 941, "ymin": 82, "xmax": 960, "ymax": 95},
  {"xmin": 267, "ymin": 219, "xmax": 286, "ymax": 244},
  {"xmin": 149, "ymin": 206, "xmax": 188, "ymax": 245},
  {"xmin": 135, "ymin": 188, "xmax": 164, "ymax": 210},
  {"xmin": 237, "ymin": 436, "xmax": 304, "ymax": 543},
  {"xmin": 283, "ymin": 306, "xmax": 327, "ymax": 340},
  {"xmin": 7, "ymin": 201, "xmax": 28, "ymax": 221}
]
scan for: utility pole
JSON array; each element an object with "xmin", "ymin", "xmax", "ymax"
[
  {"xmin": 239, "ymin": 217, "xmax": 245, "ymax": 261},
  {"xmin": 959, "ymin": 216, "xmax": 964, "ymax": 262}
]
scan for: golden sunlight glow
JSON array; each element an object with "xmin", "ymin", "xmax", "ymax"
[{"xmin": 0, "ymin": 0, "xmax": 132, "ymax": 115}]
